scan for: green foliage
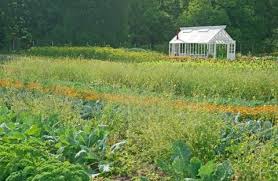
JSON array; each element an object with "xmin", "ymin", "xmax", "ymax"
[
  {"xmin": 0, "ymin": 143, "xmax": 90, "ymax": 181},
  {"xmin": 128, "ymin": 0, "xmax": 278, "ymax": 54},
  {"xmin": 0, "ymin": 0, "xmax": 129, "ymax": 49},
  {"xmin": 128, "ymin": 0, "xmax": 173, "ymax": 46},
  {"xmin": 1, "ymin": 0, "xmax": 277, "ymax": 53},
  {"xmin": 216, "ymin": 116, "xmax": 276, "ymax": 156},
  {"xmin": 27, "ymin": 46, "xmax": 165, "ymax": 63},
  {"xmin": 157, "ymin": 141, "xmax": 233, "ymax": 180},
  {"xmin": 0, "ymin": 101, "xmax": 120, "ymax": 180},
  {"xmin": 198, "ymin": 161, "xmax": 215, "ymax": 179},
  {"xmin": 213, "ymin": 161, "xmax": 234, "ymax": 181},
  {"xmin": 78, "ymin": 100, "xmax": 104, "ymax": 120},
  {"xmin": 0, "ymin": 0, "xmax": 32, "ymax": 49},
  {"xmin": 0, "ymin": 52, "xmax": 277, "ymax": 180},
  {"xmin": 216, "ymin": 115, "xmax": 278, "ymax": 180},
  {"xmin": 3, "ymin": 54, "xmax": 278, "ymax": 104},
  {"xmin": 178, "ymin": 0, "xmax": 229, "ymax": 26},
  {"xmin": 198, "ymin": 160, "xmax": 233, "ymax": 181}
]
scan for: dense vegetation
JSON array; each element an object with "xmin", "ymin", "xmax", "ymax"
[
  {"xmin": 0, "ymin": 88, "xmax": 277, "ymax": 180},
  {"xmin": 11, "ymin": 47, "xmax": 278, "ymax": 105},
  {"xmin": 0, "ymin": 0, "xmax": 128, "ymax": 48},
  {"xmin": 0, "ymin": 48, "xmax": 277, "ymax": 180},
  {"xmin": 26, "ymin": 47, "xmax": 165, "ymax": 63},
  {"xmin": 0, "ymin": 0, "xmax": 278, "ymax": 53},
  {"xmin": 1, "ymin": 0, "xmax": 277, "ymax": 179}
]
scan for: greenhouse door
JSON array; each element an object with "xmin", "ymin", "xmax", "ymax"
[
  {"xmin": 227, "ymin": 43, "xmax": 236, "ymax": 60},
  {"xmin": 216, "ymin": 44, "xmax": 227, "ymax": 59}
]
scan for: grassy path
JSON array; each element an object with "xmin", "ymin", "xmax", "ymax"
[{"xmin": 0, "ymin": 79, "xmax": 277, "ymax": 117}]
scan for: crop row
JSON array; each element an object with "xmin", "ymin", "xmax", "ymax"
[
  {"xmin": 26, "ymin": 46, "xmax": 166, "ymax": 63},
  {"xmin": 0, "ymin": 79, "xmax": 277, "ymax": 118}
]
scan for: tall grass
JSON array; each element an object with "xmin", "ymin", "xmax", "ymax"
[
  {"xmin": 26, "ymin": 46, "xmax": 166, "ymax": 63},
  {"xmin": 2, "ymin": 56, "xmax": 278, "ymax": 103}
]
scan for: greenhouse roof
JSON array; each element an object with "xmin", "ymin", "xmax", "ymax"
[{"xmin": 169, "ymin": 25, "xmax": 235, "ymax": 44}]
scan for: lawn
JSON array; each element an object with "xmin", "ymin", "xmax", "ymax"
[{"xmin": 0, "ymin": 47, "xmax": 277, "ymax": 181}]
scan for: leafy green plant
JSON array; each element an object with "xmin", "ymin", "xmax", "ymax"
[
  {"xmin": 216, "ymin": 114, "xmax": 278, "ymax": 180},
  {"xmin": 216, "ymin": 115, "xmax": 275, "ymax": 156},
  {"xmin": 0, "ymin": 102, "xmax": 126, "ymax": 180},
  {"xmin": 157, "ymin": 141, "xmax": 233, "ymax": 180},
  {"xmin": 198, "ymin": 160, "xmax": 233, "ymax": 181},
  {"xmin": 76, "ymin": 100, "xmax": 104, "ymax": 120},
  {"xmin": 0, "ymin": 142, "xmax": 90, "ymax": 181}
]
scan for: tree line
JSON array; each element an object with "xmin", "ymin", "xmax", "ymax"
[{"xmin": 0, "ymin": 0, "xmax": 277, "ymax": 54}]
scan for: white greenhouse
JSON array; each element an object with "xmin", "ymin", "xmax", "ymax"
[{"xmin": 169, "ymin": 25, "xmax": 236, "ymax": 60}]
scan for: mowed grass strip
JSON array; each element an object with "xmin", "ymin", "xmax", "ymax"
[{"xmin": 0, "ymin": 79, "xmax": 277, "ymax": 116}]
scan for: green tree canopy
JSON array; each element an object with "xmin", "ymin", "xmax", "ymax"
[{"xmin": 0, "ymin": 0, "xmax": 277, "ymax": 53}]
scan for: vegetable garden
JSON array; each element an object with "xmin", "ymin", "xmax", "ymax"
[{"xmin": 0, "ymin": 47, "xmax": 277, "ymax": 181}]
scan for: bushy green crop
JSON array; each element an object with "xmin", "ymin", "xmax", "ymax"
[
  {"xmin": 0, "ymin": 99, "xmax": 116, "ymax": 180},
  {"xmin": 157, "ymin": 141, "xmax": 233, "ymax": 181},
  {"xmin": 0, "ymin": 143, "xmax": 89, "ymax": 181}
]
